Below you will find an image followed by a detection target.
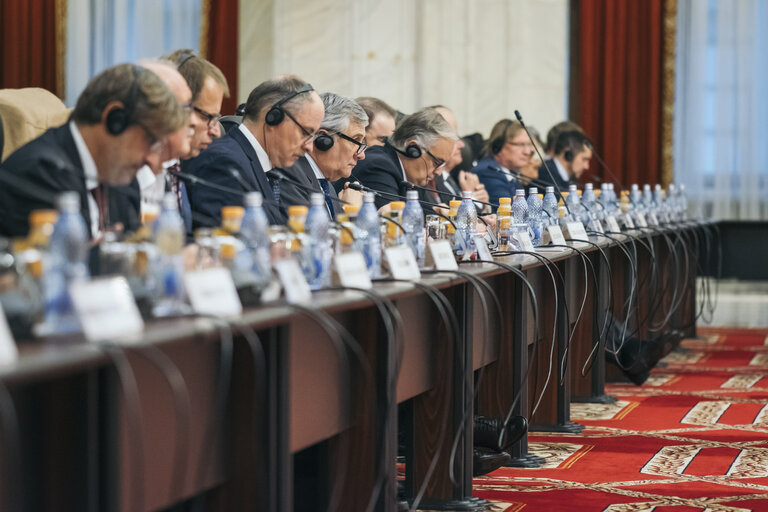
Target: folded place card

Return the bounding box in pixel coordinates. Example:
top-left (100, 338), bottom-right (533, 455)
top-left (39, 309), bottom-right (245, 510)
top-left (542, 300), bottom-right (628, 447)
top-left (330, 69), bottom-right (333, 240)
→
top-left (426, 239), bottom-right (458, 271)
top-left (544, 224), bottom-right (567, 246)
top-left (184, 267), bottom-right (243, 317)
top-left (605, 215), bottom-right (622, 233)
top-left (70, 277), bottom-right (144, 343)
top-left (274, 258), bottom-right (313, 304)
top-left (332, 252), bottom-right (373, 289)
top-left (564, 221), bottom-right (589, 242)
top-left (0, 304), bottom-right (18, 366)
top-left (472, 234), bottom-right (494, 262)
top-left (384, 245), bottom-right (421, 280)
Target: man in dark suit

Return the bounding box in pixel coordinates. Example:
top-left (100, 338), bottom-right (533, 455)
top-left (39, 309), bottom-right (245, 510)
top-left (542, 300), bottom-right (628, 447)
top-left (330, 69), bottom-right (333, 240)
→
top-left (350, 107), bottom-right (456, 210)
top-left (280, 92), bottom-right (368, 218)
top-left (0, 63), bottom-right (185, 240)
top-left (470, 119), bottom-right (532, 210)
top-left (184, 75), bottom-right (324, 228)
top-left (537, 130), bottom-right (593, 193)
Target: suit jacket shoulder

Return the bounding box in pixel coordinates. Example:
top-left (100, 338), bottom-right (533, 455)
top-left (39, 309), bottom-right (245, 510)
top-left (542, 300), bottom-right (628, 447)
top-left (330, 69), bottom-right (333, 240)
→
top-left (350, 146), bottom-right (405, 209)
top-left (280, 156), bottom-right (316, 208)
top-left (0, 124), bottom-right (91, 238)
top-left (470, 157), bottom-right (518, 210)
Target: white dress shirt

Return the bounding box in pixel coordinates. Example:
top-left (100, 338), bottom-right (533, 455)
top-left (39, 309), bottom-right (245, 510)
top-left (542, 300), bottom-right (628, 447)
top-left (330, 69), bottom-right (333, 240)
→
top-left (68, 121), bottom-right (100, 237)
top-left (239, 124), bottom-right (272, 172)
top-left (553, 157), bottom-right (570, 183)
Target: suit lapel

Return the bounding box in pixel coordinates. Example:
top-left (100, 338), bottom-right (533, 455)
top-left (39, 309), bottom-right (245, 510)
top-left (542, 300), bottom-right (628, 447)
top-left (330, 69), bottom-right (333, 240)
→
top-left (230, 127), bottom-right (285, 223)
top-left (54, 125), bottom-right (94, 238)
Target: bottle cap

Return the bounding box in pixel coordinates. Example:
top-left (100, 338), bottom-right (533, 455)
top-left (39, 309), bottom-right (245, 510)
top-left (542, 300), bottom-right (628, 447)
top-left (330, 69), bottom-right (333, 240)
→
top-left (585, 183), bottom-right (593, 190)
top-left (558, 206), bottom-right (566, 218)
top-left (288, 205), bottom-right (308, 217)
top-left (244, 192), bottom-right (263, 207)
top-left (29, 209), bottom-right (58, 227)
top-left (364, 192), bottom-right (376, 202)
top-left (449, 200), bottom-right (461, 210)
top-left (498, 197), bottom-right (512, 204)
top-left (594, 190), bottom-right (601, 196)
top-left (57, 191), bottom-right (80, 212)
top-left (545, 186), bottom-right (554, 194)
top-left (568, 184), bottom-right (578, 193)
top-left (343, 204), bottom-right (361, 215)
top-left (220, 242), bottom-right (236, 259)
top-left (515, 189), bottom-right (525, 196)
top-left (631, 184), bottom-right (639, 190)
top-left (406, 190), bottom-right (418, 200)
top-left (462, 190), bottom-right (473, 199)
top-left (538, 193), bottom-right (543, 199)
top-left (162, 192), bottom-right (180, 210)
top-left (497, 205), bottom-right (511, 215)
top-left (310, 192), bottom-right (325, 206)
top-left (528, 187), bottom-right (538, 195)
top-left (221, 205), bottom-right (245, 219)
top-left (389, 201), bottom-right (405, 210)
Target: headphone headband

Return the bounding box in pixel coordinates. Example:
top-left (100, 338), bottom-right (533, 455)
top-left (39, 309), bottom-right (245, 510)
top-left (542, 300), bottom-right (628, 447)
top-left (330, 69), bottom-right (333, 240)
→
top-left (176, 51), bottom-right (196, 70)
top-left (264, 83), bottom-right (314, 126)
top-left (271, 83), bottom-right (314, 110)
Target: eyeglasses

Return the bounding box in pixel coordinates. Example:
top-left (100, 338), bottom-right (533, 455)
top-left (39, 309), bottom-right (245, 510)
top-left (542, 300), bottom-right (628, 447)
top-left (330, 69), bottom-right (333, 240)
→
top-left (192, 105), bottom-right (223, 128)
top-left (282, 108), bottom-right (318, 143)
top-left (336, 132), bottom-right (367, 155)
top-left (508, 142), bottom-right (533, 148)
top-left (425, 149), bottom-right (446, 170)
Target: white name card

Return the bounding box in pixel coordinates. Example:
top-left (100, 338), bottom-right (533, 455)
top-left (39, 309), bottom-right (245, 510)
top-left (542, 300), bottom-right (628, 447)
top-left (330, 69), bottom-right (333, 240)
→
top-left (184, 267), bottom-right (243, 317)
top-left (472, 234), bottom-right (494, 262)
top-left (426, 239), bottom-right (458, 271)
top-left (384, 245), bottom-right (421, 280)
top-left (636, 213), bottom-right (648, 228)
top-left (564, 222), bottom-right (589, 242)
top-left (514, 231), bottom-right (535, 252)
top-left (605, 215), bottom-right (622, 233)
top-left (544, 225), bottom-right (567, 246)
top-left (647, 212), bottom-right (660, 226)
top-left (70, 277), bottom-right (144, 343)
top-left (588, 218), bottom-right (604, 235)
top-left (274, 258), bottom-right (312, 304)
top-left (332, 252), bottom-right (373, 289)
top-left (621, 213), bottom-right (635, 229)
top-left (0, 304), bottom-right (18, 366)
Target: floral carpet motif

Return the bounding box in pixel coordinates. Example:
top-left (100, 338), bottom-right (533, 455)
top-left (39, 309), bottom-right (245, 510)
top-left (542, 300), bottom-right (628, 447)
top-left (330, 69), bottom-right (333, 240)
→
top-left (472, 328), bottom-right (768, 511)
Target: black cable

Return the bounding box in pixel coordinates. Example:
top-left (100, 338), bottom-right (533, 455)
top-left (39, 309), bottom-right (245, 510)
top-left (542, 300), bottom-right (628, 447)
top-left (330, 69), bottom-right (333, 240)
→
top-left (0, 379), bottom-right (22, 512)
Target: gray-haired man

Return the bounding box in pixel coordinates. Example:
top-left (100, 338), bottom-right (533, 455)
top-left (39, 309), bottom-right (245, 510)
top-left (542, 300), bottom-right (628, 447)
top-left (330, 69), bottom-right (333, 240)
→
top-left (279, 92), bottom-right (369, 218)
top-left (350, 107), bottom-right (457, 209)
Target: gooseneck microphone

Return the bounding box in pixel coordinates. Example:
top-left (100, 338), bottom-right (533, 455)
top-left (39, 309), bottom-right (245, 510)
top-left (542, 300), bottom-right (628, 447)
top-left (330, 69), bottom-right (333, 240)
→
top-left (406, 182), bottom-right (500, 210)
top-left (169, 168), bottom-right (250, 197)
top-left (514, 110), bottom-right (572, 215)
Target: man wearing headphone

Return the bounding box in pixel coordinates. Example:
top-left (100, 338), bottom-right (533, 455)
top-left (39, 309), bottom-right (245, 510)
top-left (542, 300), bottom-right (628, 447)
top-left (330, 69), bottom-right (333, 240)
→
top-left (0, 63), bottom-right (186, 239)
top-left (278, 92), bottom-right (368, 217)
top-left (470, 119), bottom-right (532, 211)
top-left (184, 75), bottom-right (324, 227)
top-left (350, 107), bottom-right (456, 210)
top-left (538, 130), bottom-right (593, 191)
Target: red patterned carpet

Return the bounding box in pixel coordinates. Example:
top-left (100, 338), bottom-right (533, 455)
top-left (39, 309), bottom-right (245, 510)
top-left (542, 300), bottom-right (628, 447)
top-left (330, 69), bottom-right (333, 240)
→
top-left (472, 328), bottom-right (768, 511)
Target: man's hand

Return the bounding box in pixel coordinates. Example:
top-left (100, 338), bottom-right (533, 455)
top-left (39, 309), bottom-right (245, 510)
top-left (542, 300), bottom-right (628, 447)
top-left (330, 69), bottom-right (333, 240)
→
top-left (339, 182), bottom-right (364, 209)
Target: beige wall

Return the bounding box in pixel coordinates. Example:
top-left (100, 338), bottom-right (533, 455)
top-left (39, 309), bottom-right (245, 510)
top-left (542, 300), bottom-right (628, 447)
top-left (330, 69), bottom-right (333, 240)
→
top-left (240, 0), bottom-right (569, 139)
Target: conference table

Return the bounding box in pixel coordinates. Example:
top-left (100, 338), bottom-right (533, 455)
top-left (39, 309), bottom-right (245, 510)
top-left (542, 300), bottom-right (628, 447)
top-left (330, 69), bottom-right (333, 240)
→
top-left (0, 221), bottom-right (707, 512)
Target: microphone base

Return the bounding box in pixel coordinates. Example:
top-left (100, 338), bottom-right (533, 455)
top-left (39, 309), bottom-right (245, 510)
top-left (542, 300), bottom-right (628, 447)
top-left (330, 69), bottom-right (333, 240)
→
top-left (529, 420), bottom-right (585, 434)
top-left (572, 394), bottom-right (619, 405)
top-left (505, 453), bottom-right (547, 468)
top-left (409, 497), bottom-right (492, 511)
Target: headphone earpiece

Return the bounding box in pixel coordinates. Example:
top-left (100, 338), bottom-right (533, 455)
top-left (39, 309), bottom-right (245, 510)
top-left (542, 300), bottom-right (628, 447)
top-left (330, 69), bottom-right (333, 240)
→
top-left (106, 106), bottom-right (130, 135)
top-left (564, 149), bottom-right (574, 162)
top-left (313, 132), bottom-right (334, 151)
top-left (490, 119), bottom-right (514, 155)
top-left (106, 65), bottom-right (143, 136)
top-left (264, 83), bottom-right (314, 127)
top-left (176, 51), bottom-right (195, 70)
top-left (403, 143), bottom-right (422, 159)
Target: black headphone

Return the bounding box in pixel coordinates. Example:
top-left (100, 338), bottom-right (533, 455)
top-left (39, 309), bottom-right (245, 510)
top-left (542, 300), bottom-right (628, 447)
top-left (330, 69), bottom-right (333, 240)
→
top-left (314, 131), bottom-right (334, 151)
top-left (490, 119), bottom-right (514, 154)
top-left (105, 65), bottom-right (143, 136)
top-left (176, 50), bottom-right (196, 70)
top-left (264, 83), bottom-right (314, 126)
top-left (564, 149), bottom-right (575, 162)
top-left (384, 138), bottom-right (422, 159)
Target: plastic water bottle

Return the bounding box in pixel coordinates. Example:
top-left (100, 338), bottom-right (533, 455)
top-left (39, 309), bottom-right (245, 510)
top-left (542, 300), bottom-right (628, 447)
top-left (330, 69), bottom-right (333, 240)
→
top-left (542, 187), bottom-right (558, 226)
top-left (240, 192), bottom-right (272, 286)
top-left (653, 184), bottom-right (667, 222)
top-left (455, 191), bottom-right (477, 258)
top-left (511, 189), bottom-right (528, 223)
top-left (305, 192), bottom-right (332, 289)
top-left (629, 184), bottom-right (642, 211)
top-left (526, 187), bottom-right (543, 246)
top-left (152, 193), bottom-right (188, 316)
top-left (497, 205), bottom-right (512, 251)
top-left (40, 192), bottom-right (89, 334)
top-left (566, 184), bottom-right (589, 225)
top-left (642, 184), bottom-right (654, 211)
top-left (679, 184), bottom-right (688, 219)
top-left (355, 192), bottom-right (382, 278)
top-left (402, 190), bottom-right (426, 266)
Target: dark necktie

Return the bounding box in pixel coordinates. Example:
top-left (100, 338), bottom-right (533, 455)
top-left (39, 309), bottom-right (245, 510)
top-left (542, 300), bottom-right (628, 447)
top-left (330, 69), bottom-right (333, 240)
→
top-left (167, 163), bottom-right (183, 209)
top-left (90, 183), bottom-right (110, 234)
top-left (318, 178), bottom-right (335, 219)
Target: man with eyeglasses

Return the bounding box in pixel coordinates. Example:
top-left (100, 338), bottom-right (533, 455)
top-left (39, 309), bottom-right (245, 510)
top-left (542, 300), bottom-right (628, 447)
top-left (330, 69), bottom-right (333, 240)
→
top-left (185, 75), bottom-right (324, 227)
top-left (470, 119), bottom-right (533, 210)
top-left (279, 92), bottom-right (368, 218)
top-left (350, 107), bottom-right (457, 210)
top-left (0, 63), bottom-right (185, 240)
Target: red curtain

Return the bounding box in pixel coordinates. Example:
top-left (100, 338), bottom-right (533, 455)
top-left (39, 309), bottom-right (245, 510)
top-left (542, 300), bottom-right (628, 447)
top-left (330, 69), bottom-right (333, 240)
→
top-left (0, 0), bottom-right (60, 95)
top-left (205, 0), bottom-right (239, 116)
top-left (571, 0), bottom-right (667, 189)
